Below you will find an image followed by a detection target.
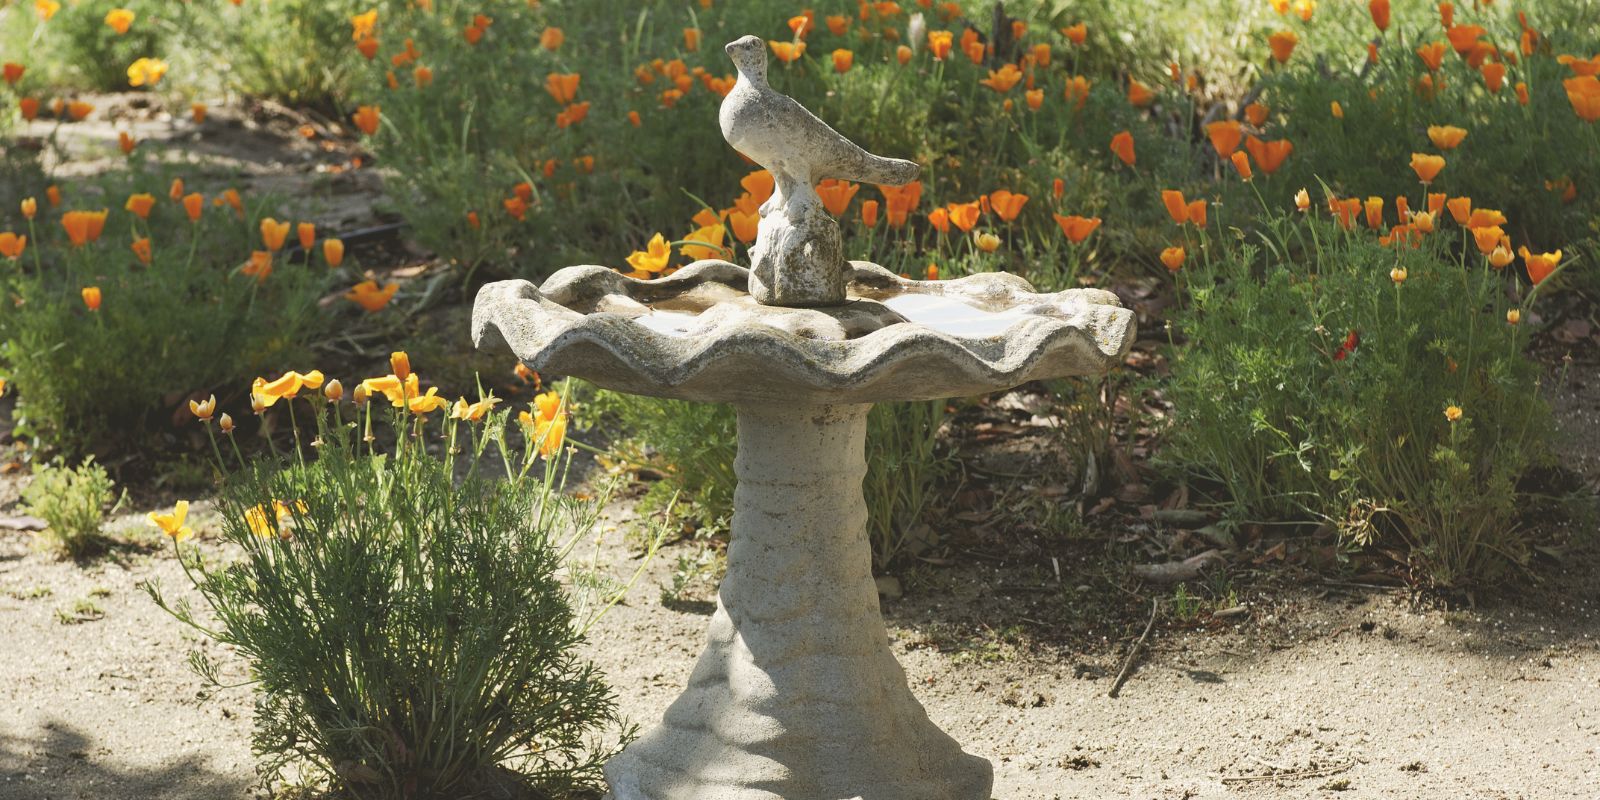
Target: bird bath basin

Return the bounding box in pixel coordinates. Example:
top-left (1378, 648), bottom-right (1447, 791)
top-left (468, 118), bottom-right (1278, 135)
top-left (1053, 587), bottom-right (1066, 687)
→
top-left (473, 33), bottom-right (1135, 800)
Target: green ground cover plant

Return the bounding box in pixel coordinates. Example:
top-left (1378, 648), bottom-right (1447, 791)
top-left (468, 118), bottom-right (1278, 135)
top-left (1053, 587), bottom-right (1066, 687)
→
top-left (0, 169), bottom-right (329, 453)
top-left (1162, 199), bottom-right (1564, 586)
top-left (20, 456), bottom-right (117, 558)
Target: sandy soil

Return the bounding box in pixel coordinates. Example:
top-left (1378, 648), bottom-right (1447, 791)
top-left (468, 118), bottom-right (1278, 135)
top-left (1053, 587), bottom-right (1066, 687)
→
top-left (2, 97), bottom-right (1598, 800)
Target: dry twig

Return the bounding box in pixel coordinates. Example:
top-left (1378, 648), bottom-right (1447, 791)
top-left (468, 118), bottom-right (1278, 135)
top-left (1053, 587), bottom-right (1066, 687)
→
top-left (1107, 598), bottom-right (1158, 698)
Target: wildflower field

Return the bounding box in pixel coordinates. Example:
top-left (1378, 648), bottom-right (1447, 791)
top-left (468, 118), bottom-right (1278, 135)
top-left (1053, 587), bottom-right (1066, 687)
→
top-left (1, 0), bottom-right (1599, 797)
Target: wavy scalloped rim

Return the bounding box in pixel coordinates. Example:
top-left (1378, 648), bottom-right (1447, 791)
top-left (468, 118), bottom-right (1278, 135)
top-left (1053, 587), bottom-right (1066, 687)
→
top-left (473, 260), bottom-right (1136, 405)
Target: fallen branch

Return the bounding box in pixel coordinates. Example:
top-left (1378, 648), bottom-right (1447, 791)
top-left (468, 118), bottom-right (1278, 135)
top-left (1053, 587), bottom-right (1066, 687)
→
top-left (1130, 549), bottom-right (1224, 583)
top-left (1107, 598), bottom-right (1158, 698)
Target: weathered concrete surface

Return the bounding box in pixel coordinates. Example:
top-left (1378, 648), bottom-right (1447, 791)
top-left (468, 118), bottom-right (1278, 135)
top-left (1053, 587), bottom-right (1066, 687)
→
top-left (603, 404), bottom-right (993, 800)
top-left (471, 261), bottom-right (1134, 406)
top-left (720, 34), bottom-right (919, 307)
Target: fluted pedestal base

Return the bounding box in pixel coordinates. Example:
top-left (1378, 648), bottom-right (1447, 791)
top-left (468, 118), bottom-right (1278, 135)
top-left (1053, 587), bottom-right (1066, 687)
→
top-left (604, 403), bottom-right (991, 800)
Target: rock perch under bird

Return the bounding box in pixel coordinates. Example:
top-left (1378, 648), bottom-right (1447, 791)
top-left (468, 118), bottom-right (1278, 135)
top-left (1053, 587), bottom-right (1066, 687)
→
top-left (720, 34), bottom-right (921, 306)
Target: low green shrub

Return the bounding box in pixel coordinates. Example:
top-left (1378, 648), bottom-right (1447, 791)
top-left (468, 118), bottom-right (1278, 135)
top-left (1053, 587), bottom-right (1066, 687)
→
top-left (149, 378), bottom-right (630, 799)
top-left (29, 0), bottom-right (174, 91)
top-left (21, 456), bottom-right (117, 558)
top-left (1162, 201), bottom-right (1564, 587)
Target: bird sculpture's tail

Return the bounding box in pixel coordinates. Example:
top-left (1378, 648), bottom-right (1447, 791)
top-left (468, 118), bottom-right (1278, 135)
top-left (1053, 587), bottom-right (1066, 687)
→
top-left (824, 150), bottom-right (921, 187)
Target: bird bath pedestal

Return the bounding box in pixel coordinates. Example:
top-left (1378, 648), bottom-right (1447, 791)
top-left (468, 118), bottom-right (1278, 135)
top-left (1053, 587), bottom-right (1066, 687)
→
top-left (472, 34), bottom-right (1135, 800)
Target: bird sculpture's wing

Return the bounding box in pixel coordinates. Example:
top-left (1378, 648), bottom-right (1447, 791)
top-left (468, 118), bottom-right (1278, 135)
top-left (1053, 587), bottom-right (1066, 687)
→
top-left (764, 92), bottom-right (921, 187)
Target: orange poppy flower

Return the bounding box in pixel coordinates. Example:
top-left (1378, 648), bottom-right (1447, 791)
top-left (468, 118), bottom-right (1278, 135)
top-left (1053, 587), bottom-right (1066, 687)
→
top-left (180, 192), bottom-right (202, 222)
top-left (1416, 42), bottom-right (1447, 71)
top-left (503, 196), bottom-right (528, 221)
top-left (1444, 196), bottom-right (1471, 224)
top-left (1064, 75), bottom-right (1091, 110)
top-left (816, 179), bottom-right (861, 216)
top-left (1515, 81), bottom-right (1529, 105)
top-left (1, 63), bottom-right (22, 85)
top-left (1427, 125), bottom-right (1467, 149)
top-left (1565, 76), bottom-right (1600, 122)
top-left (1363, 196), bottom-right (1384, 229)
top-left (1486, 244), bottom-right (1514, 269)
top-left (192, 103), bottom-right (207, 123)
top-left (727, 209), bottom-right (758, 243)
top-left (1468, 208), bottom-right (1506, 228)
top-left (19, 97), bottom-right (39, 121)
top-left (1330, 197), bottom-right (1361, 229)
top-left (1245, 102), bottom-right (1269, 127)
top-left (1244, 136), bottom-right (1293, 174)
top-left (1062, 23), bottom-right (1086, 45)
top-left (1161, 190), bottom-right (1188, 224)
top-left (353, 105), bottom-right (380, 135)
top-left (981, 64), bottom-right (1023, 93)
top-left (928, 30), bottom-right (953, 60)
top-left (260, 218), bottom-right (291, 251)
top-left (1228, 151), bottom-right (1252, 180)
top-left (242, 251), bottom-right (273, 282)
top-left (1187, 199), bottom-right (1208, 226)
top-left (1110, 130), bottom-right (1136, 166)
top-left (1369, 0), bottom-right (1390, 30)
top-left (46, 185), bottom-right (61, 207)
top-left (1470, 225), bottom-right (1503, 254)
top-left (540, 27), bottom-right (564, 51)
top-left (860, 200), bottom-right (879, 227)
top-left (545, 72), bottom-right (580, 105)
top-left (1160, 246), bottom-right (1185, 272)
top-left (682, 27), bottom-right (702, 51)
top-left (61, 209), bottom-right (109, 246)
top-left (771, 41), bottom-right (806, 63)
top-left (345, 280), bottom-right (399, 312)
top-left (827, 15), bottom-right (850, 35)
top-left (1520, 247), bottom-right (1562, 284)
top-left (0, 232), bottom-right (25, 260)
top-left (555, 101), bottom-right (590, 127)
top-left (1025, 88), bottom-right (1044, 110)
top-left (1268, 31), bottom-right (1298, 64)
top-left (21, 197), bottom-right (36, 219)
top-left (928, 207), bottom-right (951, 233)
top-left (350, 9), bottom-right (377, 40)
top-left (831, 48), bottom-right (855, 73)
top-left (297, 222), bottom-right (315, 250)
top-left (104, 8), bottom-right (134, 34)
top-left (1127, 77), bottom-right (1153, 106)
top-left (947, 201), bottom-right (981, 232)
top-left (82, 286), bottom-right (102, 310)
top-left (67, 101), bottom-right (93, 121)
top-left (124, 193), bottom-right (155, 219)
top-left (1480, 62), bottom-right (1506, 93)
top-left (988, 190), bottom-right (1029, 222)
top-left (896, 45), bottom-right (913, 65)
top-left (1424, 193), bottom-right (1443, 215)
top-left (1052, 214), bottom-right (1101, 243)
top-left (1205, 120), bottom-right (1243, 157)
top-left (319, 237), bottom-right (344, 267)
top-left (1409, 153), bottom-right (1446, 183)
top-left (1446, 25), bottom-right (1485, 56)
top-left (130, 236), bottom-right (152, 264)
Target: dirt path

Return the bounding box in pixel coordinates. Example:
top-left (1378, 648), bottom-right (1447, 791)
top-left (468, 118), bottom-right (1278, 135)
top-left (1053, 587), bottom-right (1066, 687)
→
top-left (2, 505), bottom-right (1596, 800)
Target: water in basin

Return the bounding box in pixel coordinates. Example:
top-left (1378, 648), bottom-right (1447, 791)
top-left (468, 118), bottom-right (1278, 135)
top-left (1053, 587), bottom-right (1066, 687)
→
top-left (624, 288), bottom-right (1040, 340)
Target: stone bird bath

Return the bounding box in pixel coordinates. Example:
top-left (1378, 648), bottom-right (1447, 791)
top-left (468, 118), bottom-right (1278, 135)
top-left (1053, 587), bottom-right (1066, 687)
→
top-left (473, 34), bottom-right (1135, 800)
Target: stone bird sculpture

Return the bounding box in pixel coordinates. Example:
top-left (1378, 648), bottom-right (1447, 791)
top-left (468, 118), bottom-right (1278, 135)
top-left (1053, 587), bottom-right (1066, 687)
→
top-left (719, 34), bottom-right (921, 306)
